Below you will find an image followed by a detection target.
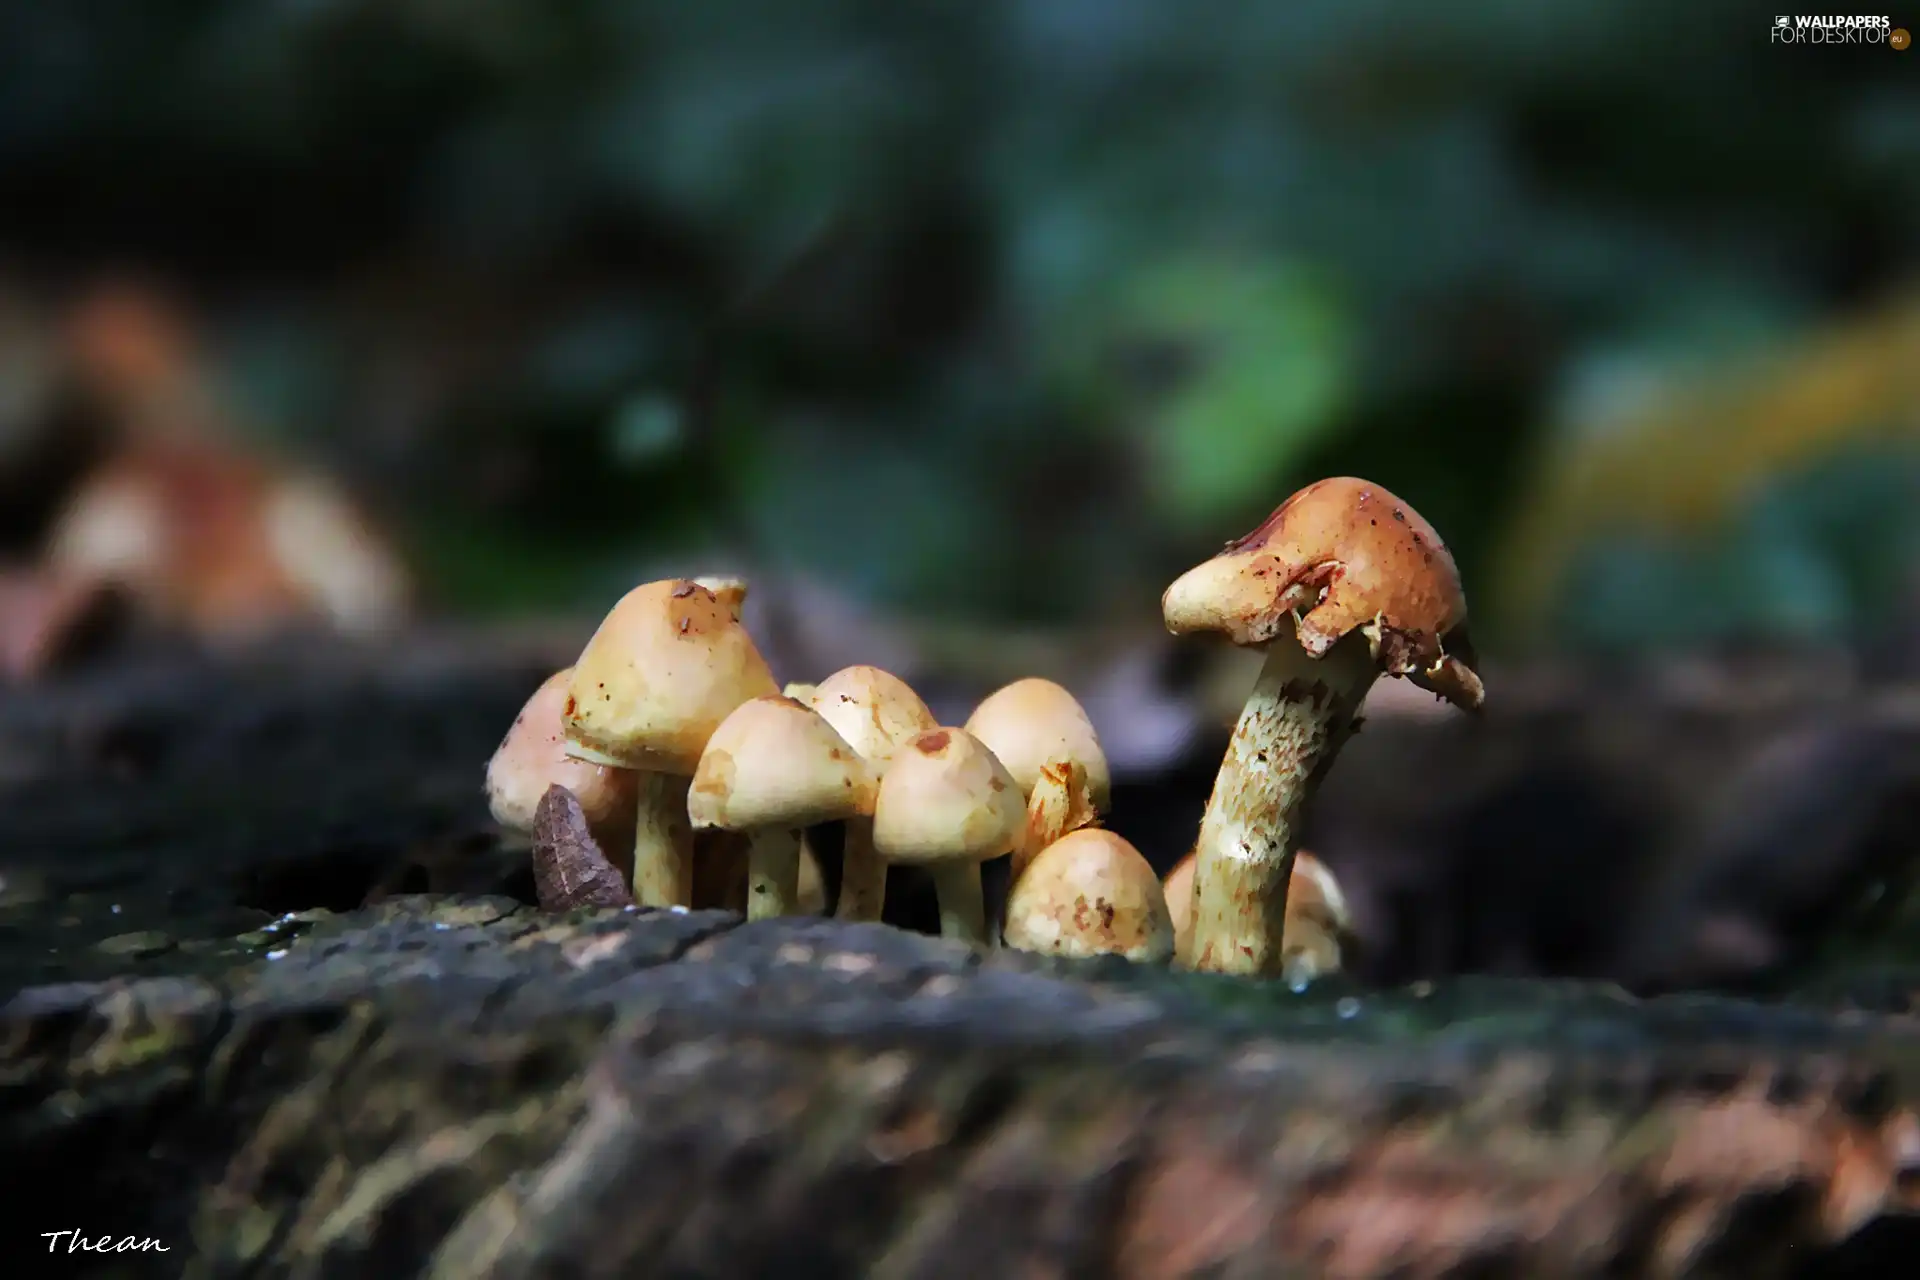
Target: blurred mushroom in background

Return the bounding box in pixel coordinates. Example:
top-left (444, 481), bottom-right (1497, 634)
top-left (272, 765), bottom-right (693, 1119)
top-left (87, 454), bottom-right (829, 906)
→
top-left (35, 281), bottom-right (412, 648)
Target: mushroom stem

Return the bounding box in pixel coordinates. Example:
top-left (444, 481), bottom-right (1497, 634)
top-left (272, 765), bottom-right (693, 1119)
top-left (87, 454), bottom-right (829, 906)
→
top-left (631, 773), bottom-right (694, 908)
top-left (930, 865), bottom-right (988, 945)
top-left (1181, 630), bottom-right (1374, 975)
top-left (745, 827), bottom-right (802, 921)
top-left (835, 816), bottom-right (886, 922)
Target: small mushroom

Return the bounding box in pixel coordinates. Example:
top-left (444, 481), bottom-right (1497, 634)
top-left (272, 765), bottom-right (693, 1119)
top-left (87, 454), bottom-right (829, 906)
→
top-left (563, 579), bottom-right (779, 908)
top-left (687, 695), bottom-right (877, 921)
top-left (963, 677), bottom-right (1112, 880)
top-left (486, 668), bottom-right (640, 873)
top-left (1162, 477), bottom-right (1479, 975)
top-left (871, 727), bottom-right (1025, 945)
top-left (1279, 852), bottom-right (1357, 984)
top-left (807, 664), bottom-right (939, 922)
top-left (1163, 849), bottom-right (1355, 982)
top-left (1003, 829), bottom-right (1173, 963)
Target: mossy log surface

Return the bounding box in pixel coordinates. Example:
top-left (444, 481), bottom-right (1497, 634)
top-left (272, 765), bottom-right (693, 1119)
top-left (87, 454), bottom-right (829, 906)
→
top-left (4, 637), bottom-right (1920, 1279)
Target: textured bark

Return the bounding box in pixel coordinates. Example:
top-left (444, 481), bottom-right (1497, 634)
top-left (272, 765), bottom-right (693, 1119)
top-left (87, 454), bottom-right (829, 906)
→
top-left (4, 637), bottom-right (1920, 1278)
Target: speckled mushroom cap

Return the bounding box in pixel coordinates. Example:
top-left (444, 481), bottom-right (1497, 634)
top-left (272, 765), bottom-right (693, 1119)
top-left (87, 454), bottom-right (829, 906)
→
top-left (871, 727), bottom-right (1025, 867)
top-left (809, 664), bottom-right (937, 766)
top-left (1161, 476), bottom-right (1482, 710)
top-left (563, 579), bottom-right (779, 773)
top-left (1004, 829), bottom-right (1174, 963)
top-left (688, 695), bottom-right (877, 831)
top-left (963, 677), bottom-right (1112, 811)
top-left (486, 667), bottom-right (638, 837)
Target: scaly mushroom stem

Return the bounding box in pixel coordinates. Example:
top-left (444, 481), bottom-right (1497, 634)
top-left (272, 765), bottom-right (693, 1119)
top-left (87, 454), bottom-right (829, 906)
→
top-left (1012, 759), bottom-right (1098, 881)
top-left (835, 816), bottom-right (887, 922)
top-left (745, 827), bottom-right (802, 921)
top-left (631, 772), bottom-right (694, 908)
top-left (931, 865), bottom-right (988, 945)
top-left (1181, 631), bottom-right (1375, 975)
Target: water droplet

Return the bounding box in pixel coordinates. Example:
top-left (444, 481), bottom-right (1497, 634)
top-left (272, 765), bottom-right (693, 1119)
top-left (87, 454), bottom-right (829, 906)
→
top-left (1335, 996), bottom-right (1361, 1019)
top-left (110, 904), bottom-right (122, 915)
top-left (1288, 975), bottom-right (1311, 993)
top-left (265, 949), bottom-right (288, 961)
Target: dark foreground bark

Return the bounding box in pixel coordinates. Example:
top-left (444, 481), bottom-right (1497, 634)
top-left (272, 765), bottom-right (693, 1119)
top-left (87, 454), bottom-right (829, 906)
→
top-left (3, 635), bottom-right (1920, 1278)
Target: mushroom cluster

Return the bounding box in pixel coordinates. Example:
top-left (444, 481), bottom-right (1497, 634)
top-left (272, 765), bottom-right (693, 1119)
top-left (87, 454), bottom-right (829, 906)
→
top-left (482, 476), bottom-right (1480, 981)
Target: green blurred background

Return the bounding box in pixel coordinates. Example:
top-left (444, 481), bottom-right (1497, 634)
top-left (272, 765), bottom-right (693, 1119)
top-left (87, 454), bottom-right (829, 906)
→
top-left (3, 0), bottom-right (1917, 654)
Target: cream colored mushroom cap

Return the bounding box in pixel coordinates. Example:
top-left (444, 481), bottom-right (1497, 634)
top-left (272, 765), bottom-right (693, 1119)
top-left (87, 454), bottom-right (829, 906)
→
top-left (1161, 476), bottom-right (1482, 710)
top-left (1005, 829), bottom-right (1173, 963)
top-left (871, 727), bottom-right (1024, 867)
top-left (486, 667), bottom-right (638, 836)
top-left (963, 677), bottom-right (1111, 811)
top-left (687, 696), bottom-right (877, 831)
top-left (563, 579), bottom-right (779, 773)
top-left (809, 664), bottom-right (937, 765)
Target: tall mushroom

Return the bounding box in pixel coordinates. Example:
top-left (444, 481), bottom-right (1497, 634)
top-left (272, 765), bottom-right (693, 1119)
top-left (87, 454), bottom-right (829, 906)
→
top-left (563, 579), bottom-right (778, 908)
top-left (1004, 829), bottom-right (1174, 963)
top-left (687, 695), bottom-right (876, 920)
top-left (486, 667), bottom-right (639, 873)
top-left (871, 727), bottom-right (1024, 945)
top-left (1163, 477), bottom-right (1481, 975)
top-left (807, 664), bottom-right (938, 922)
top-left (963, 677), bottom-right (1111, 880)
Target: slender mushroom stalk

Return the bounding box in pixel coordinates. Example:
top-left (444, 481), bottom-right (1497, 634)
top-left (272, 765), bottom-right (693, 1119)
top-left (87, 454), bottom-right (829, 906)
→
top-left (485, 667), bottom-right (639, 876)
top-left (807, 665), bottom-right (937, 922)
top-left (871, 727), bottom-right (1024, 945)
top-left (563, 579), bottom-right (779, 908)
top-left (1164, 477), bottom-right (1482, 976)
top-left (688, 695), bottom-right (876, 921)
top-left (1004, 829), bottom-right (1174, 963)
top-left (963, 677), bottom-right (1111, 881)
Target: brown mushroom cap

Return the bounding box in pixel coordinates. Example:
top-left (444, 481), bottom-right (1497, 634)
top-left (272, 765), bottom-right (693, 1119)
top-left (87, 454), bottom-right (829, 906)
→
top-left (1004, 829), bottom-right (1174, 963)
top-left (487, 668), bottom-right (639, 840)
top-left (687, 696), bottom-right (877, 831)
top-left (809, 664), bottom-right (938, 766)
top-left (1160, 476), bottom-right (1481, 709)
top-left (963, 677), bottom-right (1112, 811)
top-left (870, 727), bottom-right (1025, 867)
top-left (563, 579), bottom-right (779, 772)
